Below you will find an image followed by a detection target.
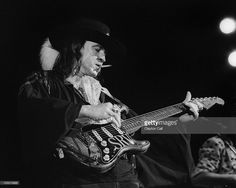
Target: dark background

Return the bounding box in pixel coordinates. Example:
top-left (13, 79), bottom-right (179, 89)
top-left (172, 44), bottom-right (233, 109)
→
top-left (1, 0), bottom-right (236, 183)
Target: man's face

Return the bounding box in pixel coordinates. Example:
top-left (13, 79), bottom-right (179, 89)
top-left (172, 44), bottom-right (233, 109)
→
top-left (79, 41), bottom-right (106, 77)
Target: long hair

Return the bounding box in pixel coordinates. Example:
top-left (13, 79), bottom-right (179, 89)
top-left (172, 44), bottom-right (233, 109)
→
top-left (52, 39), bottom-right (86, 79)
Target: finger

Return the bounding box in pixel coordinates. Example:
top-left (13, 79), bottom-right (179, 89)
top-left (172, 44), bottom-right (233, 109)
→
top-left (187, 102), bottom-right (199, 112)
top-left (193, 100), bottom-right (204, 111)
top-left (110, 116), bottom-right (121, 128)
top-left (120, 105), bottom-right (129, 114)
top-left (112, 113), bottom-right (121, 128)
top-left (105, 102), bottom-right (113, 109)
top-left (107, 110), bottom-right (121, 127)
top-left (108, 106), bottom-right (121, 116)
top-left (112, 104), bottom-right (121, 113)
top-left (189, 108), bottom-right (199, 119)
top-left (107, 109), bottom-right (116, 117)
top-left (112, 108), bottom-right (121, 113)
top-left (183, 91), bottom-right (192, 103)
top-left (185, 102), bottom-right (199, 119)
top-left (189, 100), bottom-right (204, 112)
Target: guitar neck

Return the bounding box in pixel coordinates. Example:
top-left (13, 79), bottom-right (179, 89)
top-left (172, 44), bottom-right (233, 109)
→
top-left (121, 102), bottom-right (187, 134)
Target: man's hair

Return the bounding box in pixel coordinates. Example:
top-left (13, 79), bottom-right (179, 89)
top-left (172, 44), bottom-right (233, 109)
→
top-left (53, 39), bottom-right (86, 78)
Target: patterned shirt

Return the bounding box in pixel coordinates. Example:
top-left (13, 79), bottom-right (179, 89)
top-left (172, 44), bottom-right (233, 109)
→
top-left (193, 135), bottom-right (236, 176)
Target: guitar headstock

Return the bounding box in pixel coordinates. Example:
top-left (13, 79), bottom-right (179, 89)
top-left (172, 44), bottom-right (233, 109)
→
top-left (192, 97), bottom-right (225, 110)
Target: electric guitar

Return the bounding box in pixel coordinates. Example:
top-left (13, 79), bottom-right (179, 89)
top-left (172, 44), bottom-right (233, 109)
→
top-left (56, 97), bottom-right (224, 173)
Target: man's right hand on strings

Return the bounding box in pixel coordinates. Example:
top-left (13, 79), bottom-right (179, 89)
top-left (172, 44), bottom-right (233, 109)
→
top-left (80, 102), bottom-right (121, 128)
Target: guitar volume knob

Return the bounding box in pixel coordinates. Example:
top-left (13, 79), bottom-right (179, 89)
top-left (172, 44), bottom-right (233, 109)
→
top-left (101, 140), bottom-right (107, 147)
top-left (103, 155), bottom-right (110, 161)
top-left (103, 148), bottom-right (110, 154)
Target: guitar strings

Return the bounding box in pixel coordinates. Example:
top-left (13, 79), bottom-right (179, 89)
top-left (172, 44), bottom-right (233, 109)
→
top-left (122, 103), bottom-right (184, 131)
top-left (122, 103), bottom-right (183, 126)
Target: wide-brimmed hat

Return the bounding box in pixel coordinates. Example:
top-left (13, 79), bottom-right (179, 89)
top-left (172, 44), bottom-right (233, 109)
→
top-left (48, 18), bottom-right (126, 62)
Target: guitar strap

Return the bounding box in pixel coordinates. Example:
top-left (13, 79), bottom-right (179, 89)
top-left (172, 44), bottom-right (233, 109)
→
top-left (101, 87), bottom-right (138, 117)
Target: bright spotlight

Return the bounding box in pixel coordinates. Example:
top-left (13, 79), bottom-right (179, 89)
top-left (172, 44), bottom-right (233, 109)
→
top-left (219, 17), bottom-right (236, 34)
top-left (228, 50), bottom-right (236, 67)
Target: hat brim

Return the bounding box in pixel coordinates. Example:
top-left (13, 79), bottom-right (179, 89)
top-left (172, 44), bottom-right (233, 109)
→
top-left (49, 27), bottom-right (126, 63)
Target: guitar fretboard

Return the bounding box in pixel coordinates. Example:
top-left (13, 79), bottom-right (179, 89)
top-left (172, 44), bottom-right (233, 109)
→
top-left (121, 103), bottom-right (187, 134)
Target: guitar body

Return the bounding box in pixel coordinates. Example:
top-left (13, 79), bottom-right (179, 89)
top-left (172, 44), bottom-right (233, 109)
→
top-left (56, 123), bottom-right (150, 173)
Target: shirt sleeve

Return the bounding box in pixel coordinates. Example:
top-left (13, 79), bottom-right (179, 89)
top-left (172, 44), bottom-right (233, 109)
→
top-left (192, 136), bottom-right (225, 176)
top-left (18, 72), bottom-right (84, 159)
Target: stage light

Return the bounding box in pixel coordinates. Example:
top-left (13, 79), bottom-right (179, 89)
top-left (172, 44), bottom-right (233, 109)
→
top-left (228, 50), bottom-right (236, 67)
top-left (219, 17), bottom-right (236, 34)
